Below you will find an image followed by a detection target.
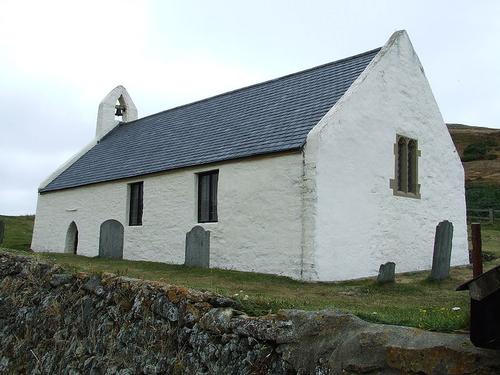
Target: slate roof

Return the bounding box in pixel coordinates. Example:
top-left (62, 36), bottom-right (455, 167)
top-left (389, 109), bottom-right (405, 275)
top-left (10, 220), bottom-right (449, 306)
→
top-left (41, 48), bottom-right (380, 192)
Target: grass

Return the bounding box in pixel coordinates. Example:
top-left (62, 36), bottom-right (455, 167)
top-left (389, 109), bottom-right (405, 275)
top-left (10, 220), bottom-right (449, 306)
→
top-left (466, 184), bottom-right (500, 210)
top-left (0, 215), bottom-right (34, 251)
top-left (471, 221), bottom-right (500, 259)
top-left (2, 215), bottom-right (500, 332)
top-left (462, 141), bottom-right (497, 162)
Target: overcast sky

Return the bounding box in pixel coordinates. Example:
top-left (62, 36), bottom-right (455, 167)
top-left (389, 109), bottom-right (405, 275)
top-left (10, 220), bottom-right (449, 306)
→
top-left (1, 0), bottom-right (499, 216)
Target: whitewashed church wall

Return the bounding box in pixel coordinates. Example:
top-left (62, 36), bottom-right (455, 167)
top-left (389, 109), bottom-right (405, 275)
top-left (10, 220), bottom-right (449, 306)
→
top-left (32, 152), bottom-right (304, 279)
top-left (305, 31), bottom-right (468, 281)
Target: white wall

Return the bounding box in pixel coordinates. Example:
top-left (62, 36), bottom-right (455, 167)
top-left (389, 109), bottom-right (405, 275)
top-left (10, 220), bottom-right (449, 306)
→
top-left (305, 31), bottom-right (468, 281)
top-left (32, 152), bottom-right (304, 279)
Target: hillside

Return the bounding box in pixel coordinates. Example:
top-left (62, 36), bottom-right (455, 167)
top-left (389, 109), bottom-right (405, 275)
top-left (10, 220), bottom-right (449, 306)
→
top-left (447, 124), bottom-right (500, 209)
top-left (0, 215), bottom-right (34, 250)
top-left (447, 123), bottom-right (500, 185)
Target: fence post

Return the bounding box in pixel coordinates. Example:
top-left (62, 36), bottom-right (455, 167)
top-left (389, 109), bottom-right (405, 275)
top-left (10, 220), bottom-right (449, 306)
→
top-left (489, 208), bottom-right (494, 224)
top-left (471, 223), bottom-right (483, 278)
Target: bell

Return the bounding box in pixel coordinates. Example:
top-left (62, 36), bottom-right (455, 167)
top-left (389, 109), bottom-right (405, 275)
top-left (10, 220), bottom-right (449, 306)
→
top-left (115, 105), bottom-right (123, 117)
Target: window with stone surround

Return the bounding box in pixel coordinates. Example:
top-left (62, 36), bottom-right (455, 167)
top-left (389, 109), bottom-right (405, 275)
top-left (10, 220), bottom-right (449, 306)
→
top-left (390, 135), bottom-right (421, 198)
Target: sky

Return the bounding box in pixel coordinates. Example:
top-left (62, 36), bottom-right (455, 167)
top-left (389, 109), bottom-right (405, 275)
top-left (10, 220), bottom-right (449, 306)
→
top-left (1, 0), bottom-right (499, 215)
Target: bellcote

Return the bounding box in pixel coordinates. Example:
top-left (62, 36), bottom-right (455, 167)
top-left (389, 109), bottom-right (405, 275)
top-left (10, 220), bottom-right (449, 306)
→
top-left (96, 85), bottom-right (138, 139)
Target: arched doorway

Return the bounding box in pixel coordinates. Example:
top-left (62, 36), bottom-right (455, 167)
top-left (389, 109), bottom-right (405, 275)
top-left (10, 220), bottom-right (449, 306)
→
top-left (65, 222), bottom-right (78, 254)
top-left (99, 219), bottom-right (124, 259)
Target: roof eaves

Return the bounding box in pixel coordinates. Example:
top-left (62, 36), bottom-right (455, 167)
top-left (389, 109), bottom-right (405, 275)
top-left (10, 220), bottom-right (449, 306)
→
top-left (39, 146), bottom-right (304, 194)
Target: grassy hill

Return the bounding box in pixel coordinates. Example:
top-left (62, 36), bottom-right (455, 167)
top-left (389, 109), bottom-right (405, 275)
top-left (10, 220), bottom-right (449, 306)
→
top-left (448, 123), bottom-right (500, 184)
top-left (448, 124), bottom-right (500, 209)
top-left (0, 215), bottom-right (34, 251)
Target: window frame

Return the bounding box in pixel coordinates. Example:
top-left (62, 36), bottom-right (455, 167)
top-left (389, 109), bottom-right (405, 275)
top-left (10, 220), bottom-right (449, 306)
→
top-left (128, 181), bottom-right (144, 226)
top-left (197, 170), bottom-right (219, 223)
top-left (390, 135), bottom-right (421, 199)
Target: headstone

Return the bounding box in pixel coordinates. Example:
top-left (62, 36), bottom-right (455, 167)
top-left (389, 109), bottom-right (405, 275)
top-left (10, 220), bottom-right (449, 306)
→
top-left (430, 220), bottom-right (453, 281)
top-left (99, 219), bottom-right (124, 259)
top-left (185, 226), bottom-right (210, 268)
top-left (377, 262), bottom-right (396, 283)
top-left (0, 220), bottom-right (4, 244)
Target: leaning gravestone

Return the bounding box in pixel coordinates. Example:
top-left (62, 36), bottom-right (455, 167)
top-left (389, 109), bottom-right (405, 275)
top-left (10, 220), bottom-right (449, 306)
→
top-left (430, 220), bottom-right (453, 281)
top-left (0, 220), bottom-right (4, 244)
top-left (377, 262), bottom-right (395, 283)
top-left (185, 226), bottom-right (210, 268)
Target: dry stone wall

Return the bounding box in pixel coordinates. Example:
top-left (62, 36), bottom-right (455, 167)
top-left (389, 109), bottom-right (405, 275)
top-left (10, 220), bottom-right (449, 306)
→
top-left (1, 252), bottom-right (499, 374)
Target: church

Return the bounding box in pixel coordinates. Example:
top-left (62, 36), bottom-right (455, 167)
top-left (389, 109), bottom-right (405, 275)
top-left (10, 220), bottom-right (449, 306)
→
top-left (31, 31), bottom-right (468, 281)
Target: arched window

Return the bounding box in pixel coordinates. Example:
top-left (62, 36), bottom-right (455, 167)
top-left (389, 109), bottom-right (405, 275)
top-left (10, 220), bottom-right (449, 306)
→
top-left (65, 221), bottom-right (79, 254)
top-left (391, 135), bottom-right (420, 198)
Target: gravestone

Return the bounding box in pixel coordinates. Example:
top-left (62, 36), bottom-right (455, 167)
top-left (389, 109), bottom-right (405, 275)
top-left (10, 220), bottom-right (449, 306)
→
top-left (430, 220), bottom-right (453, 281)
top-left (99, 219), bottom-right (124, 259)
top-left (0, 220), bottom-right (4, 244)
top-left (185, 226), bottom-right (210, 268)
top-left (377, 262), bottom-right (395, 284)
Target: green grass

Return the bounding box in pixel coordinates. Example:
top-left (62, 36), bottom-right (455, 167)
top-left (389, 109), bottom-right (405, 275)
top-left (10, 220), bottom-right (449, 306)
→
top-left (466, 184), bottom-right (500, 210)
top-left (462, 140), bottom-right (497, 162)
top-left (3, 215), bottom-right (500, 332)
top-left (472, 221), bottom-right (500, 259)
top-left (0, 215), bottom-right (34, 250)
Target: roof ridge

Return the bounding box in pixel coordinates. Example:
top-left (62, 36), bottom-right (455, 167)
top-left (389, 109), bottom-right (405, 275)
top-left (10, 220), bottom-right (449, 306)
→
top-left (123, 47), bottom-right (382, 126)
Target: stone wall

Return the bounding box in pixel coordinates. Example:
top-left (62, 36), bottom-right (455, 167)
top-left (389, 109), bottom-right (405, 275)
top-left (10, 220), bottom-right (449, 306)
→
top-left (1, 252), bottom-right (499, 374)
